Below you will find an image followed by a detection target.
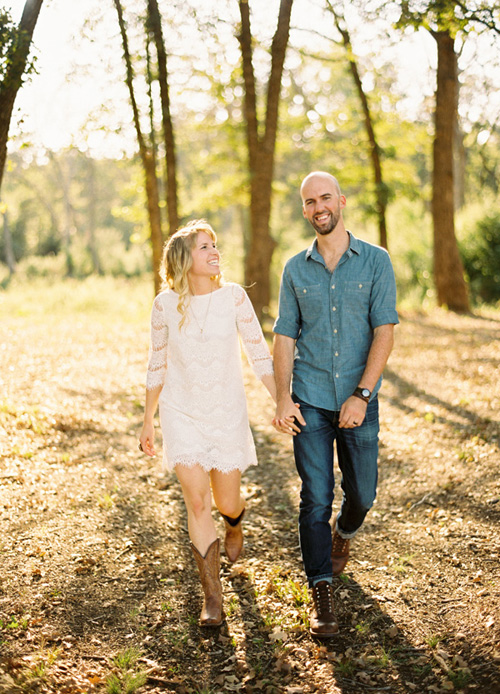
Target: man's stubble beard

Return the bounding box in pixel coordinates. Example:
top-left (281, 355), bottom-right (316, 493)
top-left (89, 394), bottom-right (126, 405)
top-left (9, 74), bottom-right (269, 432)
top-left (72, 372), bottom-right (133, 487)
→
top-left (312, 208), bottom-right (341, 235)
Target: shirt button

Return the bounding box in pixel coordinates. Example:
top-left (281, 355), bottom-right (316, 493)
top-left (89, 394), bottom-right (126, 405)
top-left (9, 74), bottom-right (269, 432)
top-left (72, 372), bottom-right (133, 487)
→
top-left (303, 289), bottom-right (307, 293)
top-left (335, 373), bottom-right (339, 378)
top-left (332, 306), bottom-right (336, 311)
top-left (331, 285), bottom-right (335, 289)
top-left (334, 329), bottom-right (338, 333)
top-left (335, 352), bottom-right (339, 356)
top-left (359, 284), bottom-right (363, 288)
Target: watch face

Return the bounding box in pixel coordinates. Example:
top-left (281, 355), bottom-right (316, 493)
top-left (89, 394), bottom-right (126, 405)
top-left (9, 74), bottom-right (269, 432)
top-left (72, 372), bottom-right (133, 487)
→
top-left (361, 388), bottom-right (370, 398)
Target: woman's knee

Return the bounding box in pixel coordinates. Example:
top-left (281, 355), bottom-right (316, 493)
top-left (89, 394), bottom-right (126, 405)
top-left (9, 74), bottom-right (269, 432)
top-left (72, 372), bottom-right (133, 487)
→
top-left (216, 495), bottom-right (243, 518)
top-left (175, 465), bottom-right (212, 518)
top-left (210, 470), bottom-right (242, 518)
top-left (183, 488), bottom-right (212, 519)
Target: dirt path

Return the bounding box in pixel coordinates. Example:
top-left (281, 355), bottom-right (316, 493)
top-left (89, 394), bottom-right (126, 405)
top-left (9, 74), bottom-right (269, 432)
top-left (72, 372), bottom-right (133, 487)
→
top-left (1, 284), bottom-right (499, 694)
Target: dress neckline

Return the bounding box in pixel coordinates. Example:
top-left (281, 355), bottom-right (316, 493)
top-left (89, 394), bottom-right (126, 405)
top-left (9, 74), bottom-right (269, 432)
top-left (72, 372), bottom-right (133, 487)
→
top-left (169, 285), bottom-right (227, 298)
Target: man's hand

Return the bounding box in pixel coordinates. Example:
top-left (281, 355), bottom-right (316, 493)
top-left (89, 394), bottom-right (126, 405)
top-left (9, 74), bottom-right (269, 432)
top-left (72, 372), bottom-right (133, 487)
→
top-left (272, 396), bottom-right (306, 436)
top-left (339, 395), bottom-right (367, 428)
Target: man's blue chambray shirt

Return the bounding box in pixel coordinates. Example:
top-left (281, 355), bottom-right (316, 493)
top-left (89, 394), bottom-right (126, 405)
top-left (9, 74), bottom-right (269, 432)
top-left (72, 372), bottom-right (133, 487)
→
top-left (273, 232), bottom-right (399, 411)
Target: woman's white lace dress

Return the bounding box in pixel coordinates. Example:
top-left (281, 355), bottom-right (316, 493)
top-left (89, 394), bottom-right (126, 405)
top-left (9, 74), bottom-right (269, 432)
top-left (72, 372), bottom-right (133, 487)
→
top-left (146, 283), bottom-right (274, 473)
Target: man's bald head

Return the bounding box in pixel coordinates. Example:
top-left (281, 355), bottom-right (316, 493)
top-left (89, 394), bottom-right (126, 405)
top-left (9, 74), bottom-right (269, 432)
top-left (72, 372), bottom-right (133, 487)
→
top-left (300, 171), bottom-right (341, 201)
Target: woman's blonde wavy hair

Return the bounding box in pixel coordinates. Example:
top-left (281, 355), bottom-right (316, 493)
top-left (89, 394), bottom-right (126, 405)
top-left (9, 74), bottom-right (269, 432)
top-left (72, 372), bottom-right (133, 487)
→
top-left (159, 219), bottom-right (222, 328)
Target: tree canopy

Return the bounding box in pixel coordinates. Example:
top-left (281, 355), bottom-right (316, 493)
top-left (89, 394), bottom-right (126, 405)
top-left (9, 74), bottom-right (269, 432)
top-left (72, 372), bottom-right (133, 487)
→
top-left (1, 0), bottom-right (500, 308)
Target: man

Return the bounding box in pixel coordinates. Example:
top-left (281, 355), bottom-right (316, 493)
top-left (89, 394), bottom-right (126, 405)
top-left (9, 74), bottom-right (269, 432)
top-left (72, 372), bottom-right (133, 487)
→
top-left (273, 171), bottom-right (399, 638)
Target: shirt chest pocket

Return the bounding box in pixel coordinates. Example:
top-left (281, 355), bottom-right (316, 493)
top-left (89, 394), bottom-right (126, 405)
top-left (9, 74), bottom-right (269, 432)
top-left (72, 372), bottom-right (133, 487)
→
top-left (295, 284), bottom-right (322, 320)
top-left (343, 280), bottom-right (372, 314)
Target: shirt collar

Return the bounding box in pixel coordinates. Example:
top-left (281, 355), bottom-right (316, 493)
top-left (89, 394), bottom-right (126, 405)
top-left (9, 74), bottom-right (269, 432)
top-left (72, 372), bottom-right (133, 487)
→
top-left (305, 231), bottom-right (360, 262)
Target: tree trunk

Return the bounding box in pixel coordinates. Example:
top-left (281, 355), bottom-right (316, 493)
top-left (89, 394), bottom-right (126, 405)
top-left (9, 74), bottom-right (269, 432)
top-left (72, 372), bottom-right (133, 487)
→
top-left (113, 0), bottom-right (163, 294)
top-left (329, 4), bottom-right (388, 249)
top-left (86, 155), bottom-right (102, 274)
top-left (453, 115), bottom-right (466, 211)
top-left (2, 208), bottom-right (17, 274)
top-left (147, 0), bottom-right (179, 236)
top-left (16, 171), bottom-right (60, 252)
top-left (431, 30), bottom-right (469, 312)
top-left (0, 0), bottom-right (44, 195)
top-left (49, 152), bottom-right (77, 277)
top-left (238, 0), bottom-right (293, 320)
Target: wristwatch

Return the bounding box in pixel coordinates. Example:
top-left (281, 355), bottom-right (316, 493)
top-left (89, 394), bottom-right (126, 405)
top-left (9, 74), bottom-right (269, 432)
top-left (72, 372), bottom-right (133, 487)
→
top-left (353, 387), bottom-right (371, 403)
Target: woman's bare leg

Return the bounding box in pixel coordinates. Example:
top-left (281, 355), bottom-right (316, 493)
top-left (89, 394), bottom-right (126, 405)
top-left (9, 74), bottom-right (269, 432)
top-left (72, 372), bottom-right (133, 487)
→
top-left (211, 469), bottom-right (245, 561)
top-left (175, 464), bottom-right (217, 555)
top-left (210, 468), bottom-right (245, 518)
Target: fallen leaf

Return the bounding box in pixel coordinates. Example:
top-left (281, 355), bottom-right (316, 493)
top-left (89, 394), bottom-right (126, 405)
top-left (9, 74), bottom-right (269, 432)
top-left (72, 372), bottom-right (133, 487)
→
top-left (452, 655), bottom-right (468, 668)
top-left (269, 628), bottom-right (287, 642)
top-left (356, 671), bottom-right (373, 684)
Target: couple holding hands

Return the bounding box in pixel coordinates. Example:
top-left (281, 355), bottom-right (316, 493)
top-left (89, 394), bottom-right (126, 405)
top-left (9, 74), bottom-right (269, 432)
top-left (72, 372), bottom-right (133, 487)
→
top-left (139, 171), bottom-right (399, 638)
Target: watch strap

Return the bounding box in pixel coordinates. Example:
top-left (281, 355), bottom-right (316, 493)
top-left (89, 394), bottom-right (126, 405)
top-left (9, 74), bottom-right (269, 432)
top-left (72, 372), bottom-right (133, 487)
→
top-left (353, 387), bottom-right (371, 403)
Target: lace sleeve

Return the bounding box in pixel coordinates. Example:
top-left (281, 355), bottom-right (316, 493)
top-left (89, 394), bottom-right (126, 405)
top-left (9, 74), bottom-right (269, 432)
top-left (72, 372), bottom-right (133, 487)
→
top-left (233, 285), bottom-right (274, 380)
top-left (146, 295), bottom-right (168, 390)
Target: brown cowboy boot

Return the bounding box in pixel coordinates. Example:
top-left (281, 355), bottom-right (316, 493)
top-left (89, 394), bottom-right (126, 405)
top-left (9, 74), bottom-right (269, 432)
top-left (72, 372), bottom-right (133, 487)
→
top-left (190, 538), bottom-right (223, 626)
top-left (309, 581), bottom-right (339, 638)
top-left (331, 530), bottom-right (350, 576)
top-left (221, 508), bottom-right (245, 562)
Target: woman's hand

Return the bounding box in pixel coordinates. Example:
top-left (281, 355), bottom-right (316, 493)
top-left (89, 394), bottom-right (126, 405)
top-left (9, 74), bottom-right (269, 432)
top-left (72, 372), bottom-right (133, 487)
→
top-left (139, 422), bottom-right (156, 457)
top-left (272, 398), bottom-right (306, 436)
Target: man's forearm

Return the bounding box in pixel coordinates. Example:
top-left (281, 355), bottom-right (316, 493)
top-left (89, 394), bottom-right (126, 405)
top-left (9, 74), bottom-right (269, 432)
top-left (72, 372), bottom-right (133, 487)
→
top-left (358, 324), bottom-right (395, 391)
top-left (272, 333), bottom-right (306, 432)
top-left (272, 334), bottom-right (295, 402)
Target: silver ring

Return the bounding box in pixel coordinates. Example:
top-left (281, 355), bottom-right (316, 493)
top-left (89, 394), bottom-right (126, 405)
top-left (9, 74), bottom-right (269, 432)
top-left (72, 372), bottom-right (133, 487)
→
top-left (353, 421), bottom-right (358, 425)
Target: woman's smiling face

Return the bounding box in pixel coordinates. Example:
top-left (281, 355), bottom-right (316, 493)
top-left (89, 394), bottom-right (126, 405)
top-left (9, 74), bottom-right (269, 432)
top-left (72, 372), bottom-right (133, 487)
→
top-left (188, 231), bottom-right (220, 280)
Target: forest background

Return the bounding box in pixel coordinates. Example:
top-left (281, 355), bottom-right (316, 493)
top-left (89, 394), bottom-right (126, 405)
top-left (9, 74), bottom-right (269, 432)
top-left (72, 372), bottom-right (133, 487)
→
top-left (1, 0), bottom-right (500, 321)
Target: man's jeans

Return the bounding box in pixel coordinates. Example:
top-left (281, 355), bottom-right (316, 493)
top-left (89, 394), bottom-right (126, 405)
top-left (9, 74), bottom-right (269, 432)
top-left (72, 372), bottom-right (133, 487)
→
top-left (292, 396), bottom-right (379, 586)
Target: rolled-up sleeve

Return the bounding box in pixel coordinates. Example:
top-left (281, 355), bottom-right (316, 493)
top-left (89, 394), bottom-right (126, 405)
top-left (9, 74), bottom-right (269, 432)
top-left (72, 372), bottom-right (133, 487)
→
top-left (273, 265), bottom-right (301, 339)
top-left (369, 251), bottom-right (399, 329)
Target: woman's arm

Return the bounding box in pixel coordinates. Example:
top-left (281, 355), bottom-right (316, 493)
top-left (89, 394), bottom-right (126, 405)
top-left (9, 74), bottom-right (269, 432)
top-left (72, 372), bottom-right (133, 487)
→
top-left (260, 373), bottom-right (277, 404)
top-left (140, 295), bottom-right (168, 456)
top-left (139, 385), bottom-right (162, 457)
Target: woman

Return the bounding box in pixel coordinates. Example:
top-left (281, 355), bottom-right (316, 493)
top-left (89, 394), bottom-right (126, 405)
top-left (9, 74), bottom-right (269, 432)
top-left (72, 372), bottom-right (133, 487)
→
top-left (139, 219), bottom-right (277, 626)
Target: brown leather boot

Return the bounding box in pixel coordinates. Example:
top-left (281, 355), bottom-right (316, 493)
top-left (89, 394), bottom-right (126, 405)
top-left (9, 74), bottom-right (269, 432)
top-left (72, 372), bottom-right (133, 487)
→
top-left (190, 538), bottom-right (223, 626)
top-left (309, 581), bottom-right (339, 638)
top-left (331, 530), bottom-right (350, 576)
top-left (222, 509), bottom-right (245, 562)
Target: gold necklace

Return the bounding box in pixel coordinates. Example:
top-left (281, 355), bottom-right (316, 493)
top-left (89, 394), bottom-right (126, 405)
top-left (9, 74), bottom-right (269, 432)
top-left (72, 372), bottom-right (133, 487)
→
top-left (190, 289), bottom-right (213, 335)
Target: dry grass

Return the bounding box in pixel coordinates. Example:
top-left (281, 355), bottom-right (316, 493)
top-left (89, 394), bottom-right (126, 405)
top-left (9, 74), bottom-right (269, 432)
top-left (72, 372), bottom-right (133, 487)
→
top-left (1, 278), bottom-right (499, 694)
